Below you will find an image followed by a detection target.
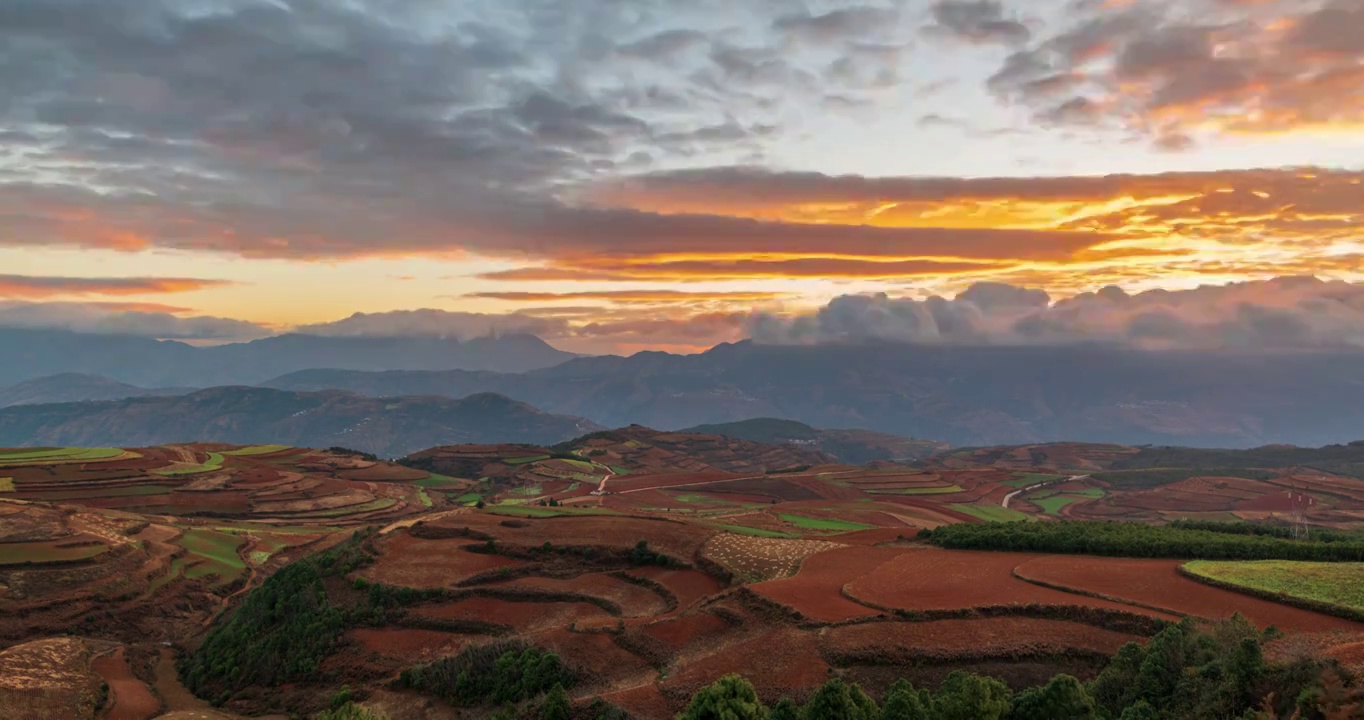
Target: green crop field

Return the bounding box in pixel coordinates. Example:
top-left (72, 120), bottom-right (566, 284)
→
top-left (0, 542), bottom-right (109, 566)
top-left (295, 497), bottom-right (398, 518)
top-left (1034, 495), bottom-right (1083, 515)
top-left (0, 478), bottom-right (12, 492)
top-left (485, 504), bottom-right (620, 518)
top-left (24, 484), bottom-right (174, 501)
top-left (153, 452), bottom-right (226, 476)
top-left (416, 488), bottom-right (433, 507)
top-left (0, 447), bottom-right (127, 466)
top-left (412, 472), bottom-right (466, 489)
top-left (221, 445), bottom-right (293, 456)
top-left (1183, 560), bottom-right (1364, 613)
top-left (778, 513), bottom-right (876, 531)
top-left (512, 484), bottom-right (543, 497)
top-left (950, 504), bottom-right (1031, 523)
top-left (1003, 473), bottom-right (1066, 489)
top-left (505, 455), bottom-right (551, 465)
top-left (452, 492), bottom-right (483, 505)
top-left (561, 459), bottom-right (598, 471)
top-left (867, 485), bottom-right (964, 495)
top-left (178, 528), bottom-right (246, 586)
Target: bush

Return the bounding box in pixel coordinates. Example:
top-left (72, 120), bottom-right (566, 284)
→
top-left (398, 640), bottom-right (573, 707)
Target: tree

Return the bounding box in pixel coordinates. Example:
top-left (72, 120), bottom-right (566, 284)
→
top-left (932, 671), bottom-right (1012, 720)
top-left (1007, 675), bottom-right (1097, 720)
top-left (802, 678), bottom-right (877, 720)
top-left (769, 698), bottom-right (801, 720)
top-left (880, 680), bottom-right (931, 720)
top-left (1088, 642), bottom-right (1146, 716)
top-left (541, 683), bottom-right (572, 720)
top-left (1115, 700), bottom-right (1159, 720)
top-left (679, 674), bottom-right (769, 720)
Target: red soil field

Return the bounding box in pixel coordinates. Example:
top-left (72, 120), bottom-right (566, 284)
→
top-left (822, 617), bottom-right (1145, 662)
top-left (91, 647), bottom-right (160, 720)
top-left (349, 628), bottom-right (493, 661)
top-left (596, 681), bottom-right (673, 720)
top-left (661, 625), bottom-right (829, 701)
top-left (538, 628), bottom-right (654, 687)
top-left (624, 567), bottom-right (723, 611)
top-left (825, 528), bottom-right (915, 545)
top-left (843, 549), bottom-right (1179, 619)
top-left (497, 573), bottom-right (668, 617)
top-left (639, 612), bottom-right (731, 652)
top-left (413, 597), bottom-right (612, 633)
top-left (359, 533), bottom-right (525, 588)
top-left (338, 465), bottom-right (430, 482)
top-left (436, 514), bottom-right (713, 561)
top-left (752, 546), bottom-right (907, 622)
top-left (1013, 556), bottom-right (1364, 632)
top-left (612, 471), bottom-right (738, 492)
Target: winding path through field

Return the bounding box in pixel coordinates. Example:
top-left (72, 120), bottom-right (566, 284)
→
top-left (1002, 475), bottom-right (1089, 510)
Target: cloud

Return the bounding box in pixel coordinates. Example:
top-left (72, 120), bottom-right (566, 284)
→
top-left (923, 1), bottom-right (1032, 46)
top-left (464, 290), bottom-right (793, 304)
top-left (0, 302), bottom-right (270, 339)
top-left (0, 274), bottom-right (232, 299)
top-left (293, 309), bottom-right (569, 339)
top-left (987, 0), bottom-right (1364, 144)
top-left (750, 276), bottom-right (1364, 351)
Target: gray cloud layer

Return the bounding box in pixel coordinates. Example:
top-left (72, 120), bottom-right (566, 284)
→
top-left (750, 277), bottom-right (1364, 351)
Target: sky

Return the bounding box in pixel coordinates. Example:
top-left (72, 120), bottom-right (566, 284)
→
top-left (1, 0), bottom-right (1362, 354)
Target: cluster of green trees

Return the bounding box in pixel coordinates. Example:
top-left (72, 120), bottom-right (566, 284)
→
top-left (922, 520), bottom-right (1364, 561)
top-left (629, 540), bottom-right (675, 567)
top-left (181, 531), bottom-right (445, 703)
top-left (397, 640), bottom-right (573, 707)
top-left (677, 618), bottom-right (1342, 720)
top-left (327, 446), bottom-right (379, 461)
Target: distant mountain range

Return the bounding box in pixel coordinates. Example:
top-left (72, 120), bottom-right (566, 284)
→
top-left (8, 339), bottom-right (1364, 448)
top-left (680, 418), bottom-right (948, 465)
top-left (0, 329), bottom-right (577, 387)
top-left (263, 341), bottom-right (1364, 448)
top-left (0, 373), bottom-right (192, 408)
top-left (0, 387), bottom-right (599, 457)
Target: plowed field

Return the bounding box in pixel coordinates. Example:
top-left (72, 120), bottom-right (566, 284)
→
top-left (360, 532), bottom-right (525, 588)
top-left (1014, 556), bottom-right (1364, 632)
top-left (822, 617), bottom-right (1144, 663)
top-left (752, 546), bottom-right (907, 622)
top-left (842, 549), bottom-right (1178, 619)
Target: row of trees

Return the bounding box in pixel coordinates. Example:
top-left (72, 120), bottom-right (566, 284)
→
top-left (922, 520), bottom-right (1364, 561)
top-left (675, 617), bottom-right (1347, 720)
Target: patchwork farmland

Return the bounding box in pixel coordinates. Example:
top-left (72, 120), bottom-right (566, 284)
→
top-left (7, 434), bottom-right (1364, 718)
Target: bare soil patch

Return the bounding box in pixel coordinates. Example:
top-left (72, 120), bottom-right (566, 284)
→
top-left (752, 545), bottom-right (907, 622)
top-left (822, 617), bottom-right (1145, 664)
top-left (1015, 556), bottom-right (1364, 632)
top-left (91, 646), bottom-right (160, 720)
top-left (360, 532), bottom-right (525, 589)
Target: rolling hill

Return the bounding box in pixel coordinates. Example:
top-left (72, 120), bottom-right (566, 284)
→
top-left (0, 329), bottom-right (578, 387)
top-left (681, 417), bottom-right (949, 464)
top-left (0, 387), bottom-right (599, 457)
top-left (0, 373), bottom-right (192, 408)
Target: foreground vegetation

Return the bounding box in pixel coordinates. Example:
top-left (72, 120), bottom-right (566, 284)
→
top-left (676, 618), bottom-right (1346, 720)
top-left (923, 520), bottom-right (1364, 561)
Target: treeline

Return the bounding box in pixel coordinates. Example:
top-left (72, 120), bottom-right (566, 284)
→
top-left (181, 531), bottom-right (445, 704)
top-left (1111, 442), bottom-right (1364, 480)
top-left (676, 617), bottom-right (1349, 720)
top-left (397, 640), bottom-right (573, 707)
top-left (921, 520), bottom-right (1364, 561)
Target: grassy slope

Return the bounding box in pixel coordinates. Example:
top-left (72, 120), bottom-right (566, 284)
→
top-left (778, 513), bottom-right (875, 531)
top-left (1183, 560), bottom-right (1364, 612)
top-left (950, 504), bottom-right (1031, 522)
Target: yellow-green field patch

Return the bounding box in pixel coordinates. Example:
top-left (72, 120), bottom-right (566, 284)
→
top-left (0, 478), bottom-right (12, 492)
top-left (153, 452), bottom-right (226, 476)
top-left (1183, 560), bottom-right (1364, 613)
top-left (0, 447), bottom-right (128, 466)
top-left (221, 445), bottom-right (293, 456)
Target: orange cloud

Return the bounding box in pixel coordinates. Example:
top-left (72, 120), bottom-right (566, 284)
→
top-left (0, 274), bottom-right (233, 299)
top-left (465, 290), bottom-right (795, 304)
